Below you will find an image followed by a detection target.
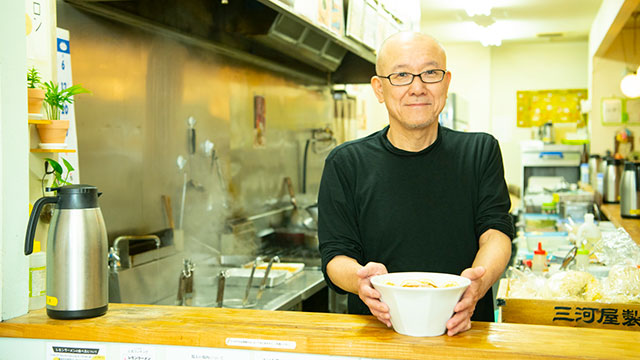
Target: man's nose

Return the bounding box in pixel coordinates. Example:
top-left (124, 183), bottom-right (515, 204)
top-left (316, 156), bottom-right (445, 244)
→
top-left (407, 76), bottom-right (428, 96)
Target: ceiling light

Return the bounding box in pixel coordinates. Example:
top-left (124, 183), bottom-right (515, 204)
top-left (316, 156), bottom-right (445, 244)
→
top-left (464, 0), bottom-right (492, 17)
top-left (620, 73), bottom-right (640, 98)
top-left (477, 24), bottom-right (502, 47)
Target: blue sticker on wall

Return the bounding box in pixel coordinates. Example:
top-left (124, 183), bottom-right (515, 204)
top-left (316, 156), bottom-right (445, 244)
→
top-left (57, 38), bottom-right (70, 54)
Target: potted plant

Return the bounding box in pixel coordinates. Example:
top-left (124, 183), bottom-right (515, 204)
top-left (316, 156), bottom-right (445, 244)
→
top-left (44, 157), bottom-right (75, 189)
top-left (40, 157), bottom-right (75, 223)
top-left (36, 81), bottom-right (90, 145)
top-left (27, 67), bottom-right (45, 114)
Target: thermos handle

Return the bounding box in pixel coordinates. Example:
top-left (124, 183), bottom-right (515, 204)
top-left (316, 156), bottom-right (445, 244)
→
top-left (25, 196), bottom-right (58, 255)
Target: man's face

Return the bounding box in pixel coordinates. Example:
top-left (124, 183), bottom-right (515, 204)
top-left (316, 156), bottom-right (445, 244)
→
top-left (371, 38), bottom-right (451, 131)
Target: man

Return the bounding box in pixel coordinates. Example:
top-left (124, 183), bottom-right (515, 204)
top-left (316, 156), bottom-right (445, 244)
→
top-left (318, 32), bottom-right (514, 336)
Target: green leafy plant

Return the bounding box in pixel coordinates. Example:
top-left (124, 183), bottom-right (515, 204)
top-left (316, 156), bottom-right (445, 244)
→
top-left (44, 157), bottom-right (74, 189)
top-left (41, 81), bottom-right (90, 120)
top-left (27, 67), bottom-right (41, 88)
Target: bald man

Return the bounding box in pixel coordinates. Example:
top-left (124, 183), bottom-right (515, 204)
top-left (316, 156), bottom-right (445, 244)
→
top-left (317, 32), bottom-right (513, 336)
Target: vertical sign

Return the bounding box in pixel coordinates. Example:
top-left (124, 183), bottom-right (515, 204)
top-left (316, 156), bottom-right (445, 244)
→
top-left (26, 0), bottom-right (51, 61)
top-left (56, 28), bottom-right (80, 183)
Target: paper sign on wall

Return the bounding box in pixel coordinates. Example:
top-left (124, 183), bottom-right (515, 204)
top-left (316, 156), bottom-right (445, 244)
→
top-left (26, 0), bottom-right (50, 61)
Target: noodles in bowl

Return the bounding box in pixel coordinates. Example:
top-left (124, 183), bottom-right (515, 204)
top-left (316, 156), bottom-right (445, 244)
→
top-left (385, 279), bottom-right (459, 288)
top-left (370, 272), bottom-right (471, 337)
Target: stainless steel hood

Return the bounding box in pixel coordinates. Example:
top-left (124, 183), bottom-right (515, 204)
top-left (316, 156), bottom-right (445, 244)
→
top-left (64, 0), bottom-right (376, 84)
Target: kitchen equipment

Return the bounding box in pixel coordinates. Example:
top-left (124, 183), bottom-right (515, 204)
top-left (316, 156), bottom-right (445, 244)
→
top-left (603, 157), bottom-right (624, 203)
top-left (620, 161), bottom-right (640, 218)
top-left (161, 195), bottom-right (183, 251)
top-left (186, 116), bottom-right (204, 192)
top-left (24, 184), bottom-right (108, 319)
top-left (559, 246), bottom-right (578, 271)
top-left (588, 154), bottom-right (601, 188)
top-left (539, 122), bottom-right (555, 144)
top-left (176, 259), bottom-right (195, 306)
top-left (520, 141), bottom-right (582, 200)
top-left (256, 255), bottom-right (280, 300)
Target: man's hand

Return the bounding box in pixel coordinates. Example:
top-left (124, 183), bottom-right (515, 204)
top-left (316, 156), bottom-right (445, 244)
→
top-left (356, 262), bottom-right (391, 327)
top-left (445, 266), bottom-right (486, 336)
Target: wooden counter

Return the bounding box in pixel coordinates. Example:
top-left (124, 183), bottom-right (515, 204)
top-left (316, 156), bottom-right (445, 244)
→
top-left (1, 303), bottom-right (639, 359)
top-left (600, 204), bottom-right (640, 245)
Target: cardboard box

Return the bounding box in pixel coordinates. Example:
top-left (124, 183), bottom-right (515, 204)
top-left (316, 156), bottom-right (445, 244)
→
top-left (497, 279), bottom-right (640, 331)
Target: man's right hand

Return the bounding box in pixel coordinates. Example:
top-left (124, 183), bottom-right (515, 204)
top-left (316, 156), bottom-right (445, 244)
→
top-left (356, 262), bottom-right (391, 327)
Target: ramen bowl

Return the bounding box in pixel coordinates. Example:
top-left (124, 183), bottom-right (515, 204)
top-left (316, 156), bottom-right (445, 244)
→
top-left (370, 272), bottom-right (471, 337)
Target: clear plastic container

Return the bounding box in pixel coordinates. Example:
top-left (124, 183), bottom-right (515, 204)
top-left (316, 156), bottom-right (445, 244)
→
top-left (28, 241), bottom-right (46, 310)
top-left (577, 213), bottom-right (601, 251)
top-left (575, 246), bottom-right (589, 271)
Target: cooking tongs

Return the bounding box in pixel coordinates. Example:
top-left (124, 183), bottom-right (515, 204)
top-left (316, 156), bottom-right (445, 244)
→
top-left (215, 255), bottom-right (281, 308)
top-left (559, 246), bottom-right (578, 270)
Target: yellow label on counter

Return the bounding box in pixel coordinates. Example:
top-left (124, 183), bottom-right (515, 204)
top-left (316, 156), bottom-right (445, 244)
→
top-left (46, 295), bottom-right (58, 306)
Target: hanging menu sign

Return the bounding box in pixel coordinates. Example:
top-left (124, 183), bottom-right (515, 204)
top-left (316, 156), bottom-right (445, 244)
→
top-left (56, 28), bottom-right (80, 183)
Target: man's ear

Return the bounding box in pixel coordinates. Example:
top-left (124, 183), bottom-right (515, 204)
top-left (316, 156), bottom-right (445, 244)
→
top-left (370, 76), bottom-right (385, 103)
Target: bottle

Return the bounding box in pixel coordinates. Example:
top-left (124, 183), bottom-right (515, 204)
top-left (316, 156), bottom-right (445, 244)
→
top-left (577, 213), bottom-right (601, 251)
top-left (596, 173), bottom-right (604, 195)
top-left (28, 241), bottom-right (46, 310)
top-left (532, 242), bottom-right (548, 274)
top-left (575, 245), bottom-right (589, 271)
top-left (580, 163), bottom-right (589, 185)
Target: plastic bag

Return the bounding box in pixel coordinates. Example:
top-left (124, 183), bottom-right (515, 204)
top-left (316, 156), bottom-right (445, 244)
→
top-left (592, 228), bottom-right (640, 266)
top-left (545, 270), bottom-right (601, 301)
top-left (601, 265), bottom-right (640, 304)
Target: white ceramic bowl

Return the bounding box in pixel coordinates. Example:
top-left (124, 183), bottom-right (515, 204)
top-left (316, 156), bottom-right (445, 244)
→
top-left (370, 272), bottom-right (471, 337)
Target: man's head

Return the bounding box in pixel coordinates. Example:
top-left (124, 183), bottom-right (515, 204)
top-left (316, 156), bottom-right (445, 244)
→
top-left (371, 32), bottom-right (451, 131)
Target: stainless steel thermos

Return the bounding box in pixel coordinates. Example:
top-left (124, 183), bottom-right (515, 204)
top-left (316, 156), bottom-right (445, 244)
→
top-left (603, 157), bottom-right (624, 203)
top-left (620, 161), bottom-right (640, 218)
top-left (25, 185), bottom-right (108, 319)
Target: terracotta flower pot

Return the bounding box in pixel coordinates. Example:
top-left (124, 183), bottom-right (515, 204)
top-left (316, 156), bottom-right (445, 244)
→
top-left (36, 120), bottom-right (70, 144)
top-left (27, 88), bottom-right (45, 114)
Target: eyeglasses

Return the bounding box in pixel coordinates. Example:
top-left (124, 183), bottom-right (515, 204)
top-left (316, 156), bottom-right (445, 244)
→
top-left (377, 69), bottom-right (447, 86)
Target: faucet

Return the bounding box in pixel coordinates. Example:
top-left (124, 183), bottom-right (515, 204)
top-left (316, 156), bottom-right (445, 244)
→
top-left (176, 259), bottom-right (195, 306)
top-left (111, 235), bottom-right (161, 270)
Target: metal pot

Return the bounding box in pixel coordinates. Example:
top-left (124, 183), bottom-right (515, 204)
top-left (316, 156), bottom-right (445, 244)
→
top-left (304, 231), bottom-right (319, 250)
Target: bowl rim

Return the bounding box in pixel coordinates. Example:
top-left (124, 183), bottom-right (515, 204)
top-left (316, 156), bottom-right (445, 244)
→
top-left (370, 272), bottom-right (471, 291)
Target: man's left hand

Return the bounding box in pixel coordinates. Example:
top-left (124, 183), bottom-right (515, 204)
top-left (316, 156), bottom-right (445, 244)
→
top-left (445, 266), bottom-right (486, 336)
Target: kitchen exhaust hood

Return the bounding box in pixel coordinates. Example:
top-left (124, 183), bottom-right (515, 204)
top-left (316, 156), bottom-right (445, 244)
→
top-left (64, 0), bottom-right (377, 84)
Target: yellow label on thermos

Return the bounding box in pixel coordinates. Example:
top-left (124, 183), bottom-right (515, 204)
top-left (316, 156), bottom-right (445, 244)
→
top-left (46, 296), bottom-right (58, 306)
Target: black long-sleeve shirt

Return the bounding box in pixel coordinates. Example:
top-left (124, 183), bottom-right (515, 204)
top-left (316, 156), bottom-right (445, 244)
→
top-left (318, 125), bottom-right (514, 321)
